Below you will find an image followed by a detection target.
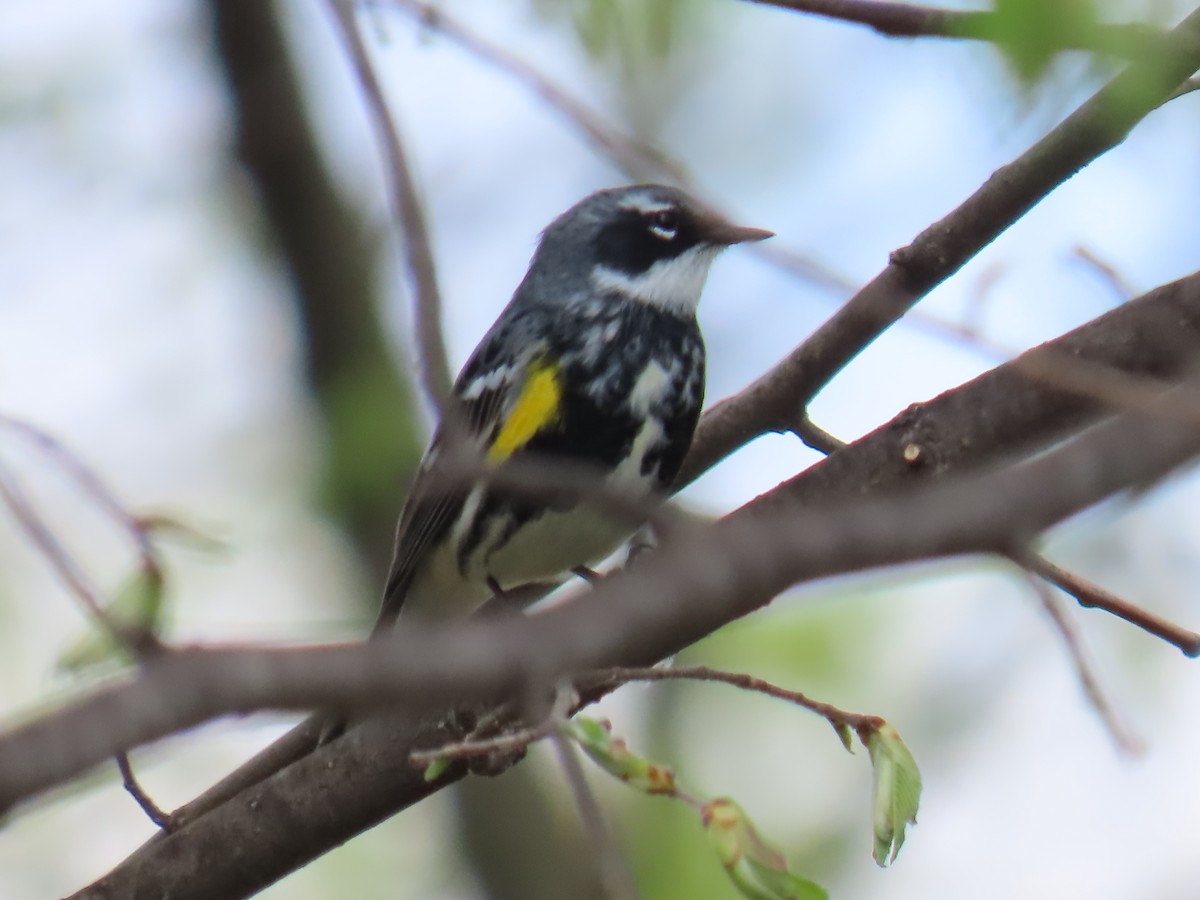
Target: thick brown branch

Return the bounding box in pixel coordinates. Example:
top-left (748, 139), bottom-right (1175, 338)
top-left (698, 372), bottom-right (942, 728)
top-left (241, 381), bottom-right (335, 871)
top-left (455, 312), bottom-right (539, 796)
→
top-left (23, 385), bottom-right (1199, 822)
top-left (50, 394), bottom-right (1200, 899)
top-left (55, 270), bottom-right (1200, 898)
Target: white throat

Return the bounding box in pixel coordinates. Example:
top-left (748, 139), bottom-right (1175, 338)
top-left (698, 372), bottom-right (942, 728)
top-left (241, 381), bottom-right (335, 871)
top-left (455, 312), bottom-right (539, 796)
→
top-left (591, 245), bottom-right (719, 314)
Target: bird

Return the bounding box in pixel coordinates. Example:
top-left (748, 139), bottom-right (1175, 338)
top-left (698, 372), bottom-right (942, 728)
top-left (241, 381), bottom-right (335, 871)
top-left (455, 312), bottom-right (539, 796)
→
top-left (373, 184), bottom-right (771, 632)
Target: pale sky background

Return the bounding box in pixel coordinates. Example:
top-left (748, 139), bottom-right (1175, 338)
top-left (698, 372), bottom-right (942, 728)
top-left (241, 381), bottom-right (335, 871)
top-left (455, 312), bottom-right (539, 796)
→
top-left (1, 1), bottom-right (1199, 898)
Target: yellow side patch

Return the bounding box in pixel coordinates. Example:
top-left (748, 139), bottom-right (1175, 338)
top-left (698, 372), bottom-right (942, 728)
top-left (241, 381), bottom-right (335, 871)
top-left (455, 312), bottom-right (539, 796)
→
top-left (487, 361), bottom-right (562, 463)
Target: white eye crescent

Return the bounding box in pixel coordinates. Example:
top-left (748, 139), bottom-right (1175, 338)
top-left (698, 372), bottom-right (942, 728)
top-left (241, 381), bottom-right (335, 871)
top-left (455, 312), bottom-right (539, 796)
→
top-left (648, 210), bottom-right (679, 241)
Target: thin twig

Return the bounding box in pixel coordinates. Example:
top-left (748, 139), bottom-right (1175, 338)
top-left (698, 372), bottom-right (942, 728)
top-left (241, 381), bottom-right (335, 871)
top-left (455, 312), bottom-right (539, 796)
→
top-left (0, 459), bottom-right (156, 656)
top-left (1022, 571), bottom-right (1143, 755)
top-left (328, 0), bottom-right (454, 415)
top-left (116, 752), bottom-right (174, 830)
top-left (384, 0), bottom-right (680, 183)
top-left (549, 687), bottom-right (642, 900)
top-left (579, 665), bottom-right (881, 741)
top-left (0, 415), bottom-right (163, 578)
top-left (409, 720), bottom-right (553, 767)
top-left (793, 416), bottom-right (846, 455)
top-left (379, 0), bottom-right (853, 297)
top-left (1019, 551), bottom-right (1200, 657)
top-left (1069, 246), bottom-right (1137, 301)
top-left (745, 0), bottom-right (1178, 61)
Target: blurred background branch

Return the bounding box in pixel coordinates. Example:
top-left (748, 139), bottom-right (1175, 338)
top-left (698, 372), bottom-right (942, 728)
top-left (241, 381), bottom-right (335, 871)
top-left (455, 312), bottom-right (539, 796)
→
top-left (209, 0), bottom-right (421, 587)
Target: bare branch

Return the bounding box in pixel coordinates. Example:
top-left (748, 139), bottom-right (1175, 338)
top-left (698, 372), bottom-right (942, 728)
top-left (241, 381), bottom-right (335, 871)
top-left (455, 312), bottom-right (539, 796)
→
top-left (327, 0), bottom-right (454, 412)
top-left (383, 0), bottom-right (680, 184)
top-left (580, 665), bottom-right (881, 742)
top-left (0, 415), bottom-right (164, 577)
top-left (1018, 551), bottom-right (1200, 658)
top-left (379, 0), bottom-right (853, 296)
top-left (409, 722), bottom-right (551, 767)
top-left (793, 416), bottom-right (846, 455)
top-left (1021, 571), bottom-right (1143, 755)
top-left (15, 367), bottom-right (1200, 825)
top-left (1012, 353), bottom-right (1200, 427)
top-left (55, 290), bottom-right (1200, 895)
top-left (116, 753), bottom-right (174, 831)
top-left (1069, 245), bottom-right (1138, 302)
top-left (0, 459), bottom-right (158, 657)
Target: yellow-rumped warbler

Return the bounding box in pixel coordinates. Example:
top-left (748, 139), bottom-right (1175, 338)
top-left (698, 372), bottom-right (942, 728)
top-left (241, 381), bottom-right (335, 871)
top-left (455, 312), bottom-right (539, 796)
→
top-left (374, 185), bottom-right (771, 629)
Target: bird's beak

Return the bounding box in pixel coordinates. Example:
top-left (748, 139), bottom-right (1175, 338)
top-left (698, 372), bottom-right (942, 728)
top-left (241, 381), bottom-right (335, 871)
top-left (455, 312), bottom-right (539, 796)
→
top-left (698, 214), bottom-right (774, 246)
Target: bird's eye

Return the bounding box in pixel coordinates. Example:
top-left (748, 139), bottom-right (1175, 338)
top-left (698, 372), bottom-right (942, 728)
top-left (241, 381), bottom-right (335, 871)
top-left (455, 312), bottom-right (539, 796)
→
top-left (648, 210), bottom-right (679, 241)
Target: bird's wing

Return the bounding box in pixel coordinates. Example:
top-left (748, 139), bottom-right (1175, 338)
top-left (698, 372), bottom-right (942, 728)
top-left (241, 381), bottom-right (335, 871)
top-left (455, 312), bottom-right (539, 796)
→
top-left (373, 343), bottom-right (560, 631)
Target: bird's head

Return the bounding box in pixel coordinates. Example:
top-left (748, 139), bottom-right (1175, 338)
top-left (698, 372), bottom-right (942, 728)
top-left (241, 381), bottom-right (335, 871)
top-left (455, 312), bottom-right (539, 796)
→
top-left (527, 185), bottom-right (773, 315)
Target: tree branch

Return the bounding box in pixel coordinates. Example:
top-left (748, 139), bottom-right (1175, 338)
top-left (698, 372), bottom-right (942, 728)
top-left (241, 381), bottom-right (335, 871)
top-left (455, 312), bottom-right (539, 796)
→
top-left (379, 0), bottom-right (853, 296)
top-left (1018, 551), bottom-right (1200, 657)
top-left (41, 344), bottom-right (1200, 897)
top-left (1022, 572), bottom-right (1142, 755)
top-left (43, 5), bottom-right (1200, 893)
top-left (677, 5), bottom-right (1200, 486)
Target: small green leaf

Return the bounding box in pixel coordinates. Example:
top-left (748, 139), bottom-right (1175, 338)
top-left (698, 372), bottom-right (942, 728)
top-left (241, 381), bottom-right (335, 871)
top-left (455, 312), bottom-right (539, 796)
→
top-left (865, 722), bottom-right (923, 866)
top-left (703, 798), bottom-right (828, 900)
top-left (987, 0), bottom-right (1099, 84)
top-left (831, 720), bottom-right (854, 753)
top-left (138, 515), bottom-right (227, 555)
top-left (562, 716), bottom-right (677, 795)
top-left (57, 565), bottom-right (165, 674)
top-left (422, 757), bottom-right (452, 782)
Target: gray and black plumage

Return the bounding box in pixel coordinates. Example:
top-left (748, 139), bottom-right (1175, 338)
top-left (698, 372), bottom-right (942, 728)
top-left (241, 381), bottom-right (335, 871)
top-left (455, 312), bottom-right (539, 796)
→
top-left (373, 184), bottom-right (771, 632)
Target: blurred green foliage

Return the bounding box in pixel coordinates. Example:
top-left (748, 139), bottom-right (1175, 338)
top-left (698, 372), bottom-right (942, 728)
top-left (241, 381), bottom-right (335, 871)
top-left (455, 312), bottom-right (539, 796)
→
top-left (317, 353), bottom-right (423, 522)
top-left (57, 565), bottom-right (164, 675)
top-left (531, 0), bottom-right (697, 64)
top-left (987, 0), bottom-right (1102, 83)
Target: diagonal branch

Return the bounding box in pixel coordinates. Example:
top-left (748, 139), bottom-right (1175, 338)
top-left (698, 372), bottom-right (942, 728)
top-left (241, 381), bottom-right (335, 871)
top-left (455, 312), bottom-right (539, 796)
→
top-left (678, 5), bottom-right (1200, 486)
top-left (54, 268), bottom-right (1200, 898)
top-left (22, 371), bottom-right (1200, 814)
top-left (0, 461), bottom-right (157, 657)
top-left (379, 0), bottom-right (853, 295)
top-left (46, 362), bottom-right (1200, 898)
top-left (1022, 571), bottom-right (1142, 754)
top-left (1018, 550), bottom-right (1200, 657)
